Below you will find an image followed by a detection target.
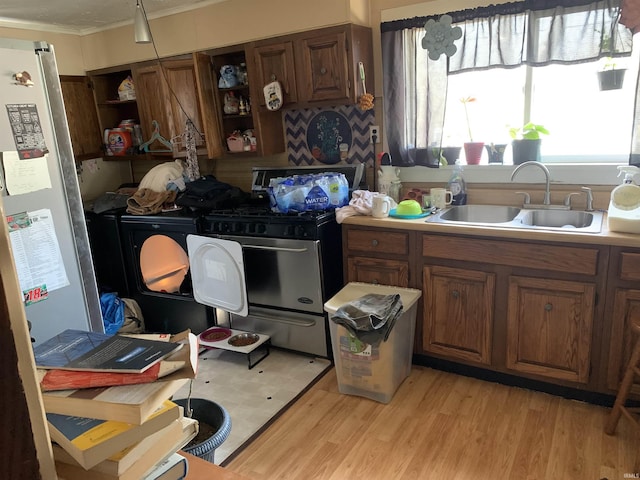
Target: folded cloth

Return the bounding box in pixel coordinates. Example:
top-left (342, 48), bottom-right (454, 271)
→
top-left (335, 190), bottom-right (397, 223)
top-left (126, 188), bottom-right (176, 215)
top-left (138, 160), bottom-right (185, 193)
top-left (330, 293), bottom-right (403, 347)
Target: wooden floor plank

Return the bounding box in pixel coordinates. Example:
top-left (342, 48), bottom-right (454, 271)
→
top-left (225, 366), bottom-right (640, 479)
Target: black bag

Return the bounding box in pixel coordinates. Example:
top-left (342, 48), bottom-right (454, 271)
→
top-left (175, 175), bottom-right (247, 210)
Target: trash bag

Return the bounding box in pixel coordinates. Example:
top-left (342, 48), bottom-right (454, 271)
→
top-left (330, 293), bottom-right (403, 347)
top-left (118, 298), bottom-right (145, 334)
top-left (100, 292), bottom-right (125, 335)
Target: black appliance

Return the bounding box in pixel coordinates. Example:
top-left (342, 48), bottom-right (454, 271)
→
top-left (119, 210), bottom-right (215, 334)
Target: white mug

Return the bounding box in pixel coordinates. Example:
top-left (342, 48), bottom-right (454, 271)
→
top-left (372, 194), bottom-right (392, 218)
top-left (431, 188), bottom-right (453, 209)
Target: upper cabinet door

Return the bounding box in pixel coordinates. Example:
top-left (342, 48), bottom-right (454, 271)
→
top-left (252, 41), bottom-right (297, 107)
top-left (296, 31), bottom-right (349, 104)
top-left (131, 63), bottom-right (174, 151)
top-left (60, 76), bottom-right (103, 160)
top-left (193, 52), bottom-right (223, 159)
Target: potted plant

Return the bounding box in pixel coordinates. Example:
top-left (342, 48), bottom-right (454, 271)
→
top-left (509, 122), bottom-right (549, 165)
top-left (598, 33), bottom-right (627, 91)
top-left (460, 96), bottom-right (484, 165)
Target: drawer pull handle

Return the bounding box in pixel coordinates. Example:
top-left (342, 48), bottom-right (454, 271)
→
top-left (544, 303), bottom-right (553, 311)
top-left (452, 290), bottom-right (460, 299)
top-left (371, 239), bottom-right (379, 247)
top-left (320, 67), bottom-right (327, 75)
top-left (372, 279), bottom-right (379, 285)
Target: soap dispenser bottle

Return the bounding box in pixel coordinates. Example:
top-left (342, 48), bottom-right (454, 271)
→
top-left (448, 164), bottom-right (467, 205)
top-left (607, 165), bottom-right (640, 234)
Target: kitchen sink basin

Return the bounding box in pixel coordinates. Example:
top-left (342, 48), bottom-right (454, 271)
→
top-left (428, 205), bottom-right (604, 233)
top-left (438, 205), bottom-right (521, 223)
top-left (519, 209), bottom-right (595, 229)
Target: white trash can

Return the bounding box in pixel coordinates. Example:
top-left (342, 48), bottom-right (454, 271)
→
top-left (324, 282), bottom-right (421, 404)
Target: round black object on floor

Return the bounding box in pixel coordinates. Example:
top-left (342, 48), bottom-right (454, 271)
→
top-left (174, 398), bottom-right (232, 463)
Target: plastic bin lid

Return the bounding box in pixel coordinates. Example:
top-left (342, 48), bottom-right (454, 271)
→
top-left (324, 282), bottom-right (421, 315)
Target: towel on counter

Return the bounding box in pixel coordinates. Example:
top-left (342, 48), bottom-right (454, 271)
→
top-left (126, 188), bottom-right (177, 215)
top-left (335, 190), bottom-right (397, 223)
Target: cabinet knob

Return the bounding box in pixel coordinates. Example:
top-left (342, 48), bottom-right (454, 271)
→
top-left (452, 290), bottom-right (460, 299)
top-left (544, 303), bottom-right (553, 311)
top-left (371, 239), bottom-right (379, 247)
top-left (372, 279), bottom-right (379, 285)
top-left (320, 67), bottom-right (327, 75)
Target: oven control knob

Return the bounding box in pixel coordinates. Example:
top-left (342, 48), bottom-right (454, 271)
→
top-left (283, 225), bottom-right (294, 236)
top-left (231, 222), bottom-right (243, 233)
top-left (256, 223), bottom-right (266, 234)
top-left (294, 225), bottom-right (306, 237)
top-left (246, 223), bottom-right (256, 233)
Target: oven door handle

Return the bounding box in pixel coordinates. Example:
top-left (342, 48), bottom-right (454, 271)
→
top-left (249, 312), bottom-right (317, 327)
top-left (242, 245), bottom-right (308, 253)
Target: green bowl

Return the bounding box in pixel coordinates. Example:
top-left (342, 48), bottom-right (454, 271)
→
top-left (396, 199), bottom-right (422, 216)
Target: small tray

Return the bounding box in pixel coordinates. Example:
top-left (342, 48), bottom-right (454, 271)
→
top-left (389, 208), bottom-right (431, 219)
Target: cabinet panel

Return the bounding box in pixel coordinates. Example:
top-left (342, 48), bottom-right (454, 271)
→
top-left (423, 265), bottom-right (494, 364)
top-left (296, 31), bottom-right (349, 103)
top-left (347, 257), bottom-right (409, 287)
top-left (606, 288), bottom-right (640, 391)
top-left (60, 76), bottom-right (103, 160)
top-left (346, 229), bottom-right (409, 255)
top-left (506, 276), bottom-right (595, 383)
top-left (620, 253), bottom-right (640, 281)
top-left (422, 234), bottom-right (599, 275)
top-left (131, 64), bottom-right (174, 151)
top-left (253, 42), bottom-right (297, 106)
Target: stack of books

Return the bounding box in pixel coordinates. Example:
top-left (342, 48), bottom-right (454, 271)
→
top-left (33, 329), bottom-right (199, 480)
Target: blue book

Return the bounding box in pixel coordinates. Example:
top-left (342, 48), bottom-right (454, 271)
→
top-left (34, 329), bottom-right (182, 374)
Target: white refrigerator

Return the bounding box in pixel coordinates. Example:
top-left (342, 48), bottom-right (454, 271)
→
top-left (0, 39), bottom-right (102, 345)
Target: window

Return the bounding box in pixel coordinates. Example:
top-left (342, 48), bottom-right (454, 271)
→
top-left (444, 45), bottom-right (638, 164)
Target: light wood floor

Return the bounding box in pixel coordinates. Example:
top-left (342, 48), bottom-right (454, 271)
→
top-left (225, 365), bottom-right (639, 479)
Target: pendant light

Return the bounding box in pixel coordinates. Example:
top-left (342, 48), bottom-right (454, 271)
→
top-left (134, 0), bottom-right (152, 44)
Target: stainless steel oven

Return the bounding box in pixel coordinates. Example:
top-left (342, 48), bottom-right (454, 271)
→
top-left (191, 165), bottom-right (365, 358)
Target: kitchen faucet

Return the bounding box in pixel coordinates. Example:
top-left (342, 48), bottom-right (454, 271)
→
top-left (510, 161), bottom-right (553, 207)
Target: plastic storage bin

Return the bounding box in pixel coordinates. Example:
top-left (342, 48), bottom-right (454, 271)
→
top-left (324, 282), bottom-right (421, 404)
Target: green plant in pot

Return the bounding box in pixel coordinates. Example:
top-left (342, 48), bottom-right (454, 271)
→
top-left (509, 122), bottom-right (549, 165)
top-left (598, 33), bottom-right (626, 91)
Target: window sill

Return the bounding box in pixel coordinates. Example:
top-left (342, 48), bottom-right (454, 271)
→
top-left (398, 163), bottom-right (626, 186)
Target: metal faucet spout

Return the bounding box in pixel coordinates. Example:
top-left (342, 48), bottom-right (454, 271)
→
top-left (510, 161), bottom-right (551, 205)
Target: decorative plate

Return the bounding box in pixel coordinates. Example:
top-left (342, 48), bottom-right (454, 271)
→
top-left (389, 208), bottom-right (431, 219)
top-left (306, 110), bottom-right (352, 165)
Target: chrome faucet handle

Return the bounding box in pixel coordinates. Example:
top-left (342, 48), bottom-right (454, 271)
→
top-left (515, 191), bottom-right (531, 205)
top-left (581, 186), bottom-right (594, 211)
top-left (564, 192), bottom-right (582, 208)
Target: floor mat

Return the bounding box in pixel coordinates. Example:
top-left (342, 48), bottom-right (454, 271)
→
top-left (172, 347), bottom-right (332, 465)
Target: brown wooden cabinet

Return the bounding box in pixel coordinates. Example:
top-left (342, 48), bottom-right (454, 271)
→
top-left (294, 25), bottom-right (373, 106)
top-left (59, 75), bottom-right (103, 160)
top-left (251, 41), bottom-right (297, 107)
top-left (343, 227), bottom-right (411, 287)
top-left (423, 265), bottom-right (495, 365)
top-left (605, 249), bottom-right (640, 394)
top-left (506, 276), bottom-right (595, 383)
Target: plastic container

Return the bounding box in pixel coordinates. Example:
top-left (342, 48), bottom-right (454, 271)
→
top-left (608, 166), bottom-right (640, 234)
top-left (324, 282), bottom-right (421, 404)
top-left (448, 164), bottom-right (467, 205)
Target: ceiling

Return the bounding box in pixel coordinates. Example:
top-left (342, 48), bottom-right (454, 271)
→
top-left (0, 0), bottom-right (227, 34)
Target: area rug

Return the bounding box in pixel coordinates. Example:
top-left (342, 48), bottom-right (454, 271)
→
top-left (172, 347), bottom-right (332, 465)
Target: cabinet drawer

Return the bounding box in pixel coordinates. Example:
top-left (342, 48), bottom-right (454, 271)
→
top-left (347, 257), bottom-right (409, 287)
top-left (422, 235), bottom-right (598, 275)
top-left (620, 253), bottom-right (640, 281)
top-left (347, 229), bottom-right (409, 255)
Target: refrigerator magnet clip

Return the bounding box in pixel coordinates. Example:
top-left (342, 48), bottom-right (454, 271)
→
top-left (13, 71), bottom-right (34, 87)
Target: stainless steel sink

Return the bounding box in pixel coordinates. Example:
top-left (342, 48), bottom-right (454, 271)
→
top-left (439, 205), bottom-right (521, 223)
top-left (428, 205), bottom-right (604, 233)
top-left (519, 209), bottom-right (594, 229)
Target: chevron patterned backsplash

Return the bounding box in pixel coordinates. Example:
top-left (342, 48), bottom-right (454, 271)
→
top-left (284, 105), bottom-right (375, 166)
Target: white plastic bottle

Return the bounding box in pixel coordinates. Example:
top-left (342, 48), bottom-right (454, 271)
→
top-left (448, 164), bottom-right (467, 205)
top-left (607, 165), bottom-right (640, 234)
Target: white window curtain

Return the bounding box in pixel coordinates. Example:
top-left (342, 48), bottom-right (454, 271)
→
top-left (381, 0), bottom-right (634, 167)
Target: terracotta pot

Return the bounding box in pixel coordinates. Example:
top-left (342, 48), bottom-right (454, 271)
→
top-left (464, 142), bottom-right (484, 165)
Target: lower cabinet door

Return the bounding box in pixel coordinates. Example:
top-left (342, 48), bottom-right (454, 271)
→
top-left (423, 265), bottom-right (495, 365)
top-left (506, 276), bottom-right (595, 384)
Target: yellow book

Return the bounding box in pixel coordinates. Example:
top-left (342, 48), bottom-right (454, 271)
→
top-left (54, 416), bottom-right (198, 480)
top-left (48, 399), bottom-right (180, 470)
